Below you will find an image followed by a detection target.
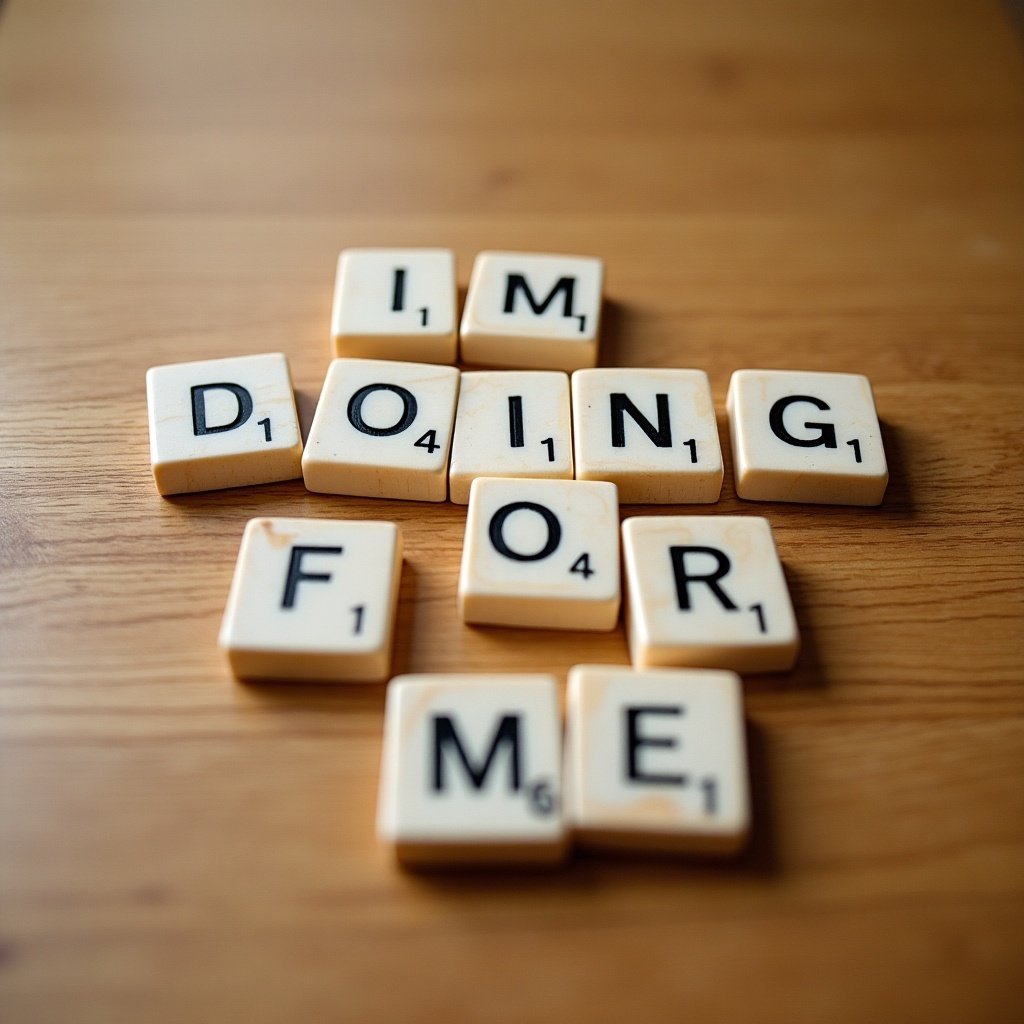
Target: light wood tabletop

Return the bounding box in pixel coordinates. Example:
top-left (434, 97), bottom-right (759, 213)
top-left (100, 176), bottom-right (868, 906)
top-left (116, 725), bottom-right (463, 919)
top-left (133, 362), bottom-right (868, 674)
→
top-left (2, 1), bottom-right (1023, 1020)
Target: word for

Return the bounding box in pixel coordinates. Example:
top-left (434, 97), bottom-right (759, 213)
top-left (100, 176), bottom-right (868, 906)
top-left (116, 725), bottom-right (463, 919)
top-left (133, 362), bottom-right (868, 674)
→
top-left (218, 505), bottom-right (799, 682)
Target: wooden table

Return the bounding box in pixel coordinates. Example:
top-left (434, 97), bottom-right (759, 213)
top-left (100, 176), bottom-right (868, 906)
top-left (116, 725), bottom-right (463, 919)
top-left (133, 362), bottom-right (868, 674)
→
top-left (2, 1), bottom-right (1022, 1020)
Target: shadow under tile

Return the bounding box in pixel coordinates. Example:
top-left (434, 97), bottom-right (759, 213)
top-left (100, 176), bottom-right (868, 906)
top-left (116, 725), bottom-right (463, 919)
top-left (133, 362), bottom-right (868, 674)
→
top-left (596, 297), bottom-right (645, 369)
top-left (876, 418), bottom-right (916, 518)
top-left (743, 562), bottom-right (827, 695)
top-left (401, 719), bottom-right (779, 892)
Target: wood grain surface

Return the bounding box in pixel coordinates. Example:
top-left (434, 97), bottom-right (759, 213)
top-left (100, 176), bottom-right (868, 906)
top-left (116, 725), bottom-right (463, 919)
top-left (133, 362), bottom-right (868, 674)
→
top-left (1, 1), bottom-right (1023, 1021)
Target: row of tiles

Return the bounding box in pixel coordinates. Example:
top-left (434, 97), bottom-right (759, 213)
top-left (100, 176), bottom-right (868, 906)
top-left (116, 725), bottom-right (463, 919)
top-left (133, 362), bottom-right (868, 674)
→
top-left (377, 666), bottom-right (750, 866)
top-left (220, 492), bottom-right (799, 685)
top-left (148, 355), bottom-right (889, 506)
top-left (330, 249), bottom-right (604, 371)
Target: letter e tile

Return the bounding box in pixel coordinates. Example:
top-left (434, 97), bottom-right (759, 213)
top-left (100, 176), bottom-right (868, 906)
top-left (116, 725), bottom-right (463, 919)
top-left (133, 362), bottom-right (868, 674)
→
top-left (565, 665), bottom-right (749, 855)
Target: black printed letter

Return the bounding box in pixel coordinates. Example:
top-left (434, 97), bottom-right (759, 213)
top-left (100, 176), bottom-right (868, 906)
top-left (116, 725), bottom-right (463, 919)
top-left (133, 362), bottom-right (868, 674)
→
top-left (669, 546), bottom-right (738, 611)
top-left (432, 714), bottom-right (522, 792)
top-left (391, 267), bottom-right (407, 311)
top-left (191, 383), bottom-right (253, 436)
top-left (281, 546), bottom-right (344, 609)
top-left (769, 395), bottom-right (838, 449)
top-left (488, 502), bottom-right (562, 562)
top-left (508, 395), bottom-right (525, 448)
top-left (347, 383), bottom-right (418, 437)
top-left (503, 274), bottom-right (577, 318)
top-left (609, 393), bottom-right (672, 448)
top-left (626, 706), bottom-right (687, 785)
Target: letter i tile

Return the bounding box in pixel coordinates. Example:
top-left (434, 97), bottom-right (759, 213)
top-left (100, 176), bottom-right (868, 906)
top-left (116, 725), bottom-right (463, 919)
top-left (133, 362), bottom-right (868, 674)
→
top-left (331, 248), bottom-right (458, 364)
top-left (726, 369), bottom-right (888, 505)
top-left (146, 352), bottom-right (303, 495)
top-left (219, 517), bottom-right (402, 682)
top-left (622, 516), bottom-right (799, 673)
top-left (449, 370), bottom-right (573, 504)
top-left (376, 674), bottom-right (567, 866)
top-left (565, 665), bottom-right (750, 855)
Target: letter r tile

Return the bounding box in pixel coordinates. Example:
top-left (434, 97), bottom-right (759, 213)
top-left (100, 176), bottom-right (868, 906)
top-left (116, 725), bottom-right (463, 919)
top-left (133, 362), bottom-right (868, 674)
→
top-left (219, 517), bottom-right (403, 682)
top-left (622, 516), bottom-right (799, 673)
top-left (727, 369), bottom-right (888, 505)
top-left (146, 352), bottom-right (303, 495)
top-left (376, 674), bottom-right (567, 866)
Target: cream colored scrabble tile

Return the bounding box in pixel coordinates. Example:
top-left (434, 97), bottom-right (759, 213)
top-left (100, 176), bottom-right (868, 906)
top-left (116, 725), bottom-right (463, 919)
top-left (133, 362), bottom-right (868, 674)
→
top-left (302, 358), bottom-right (460, 501)
top-left (459, 251), bottom-right (603, 371)
top-left (622, 516), bottom-right (799, 673)
top-left (565, 665), bottom-right (749, 855)
top-left (331, 248), bottom-right (457, 364)
top-left (219, 517), bottom-right (402, 682)
top-left (572, 368), bottom-right (723, 504)
top-left (377, 674), bottom-right (567, 866)
top-left (448, 371), bottom-right (573, 504)
top-left (459, 477), bottom-right (620, 631)
top-left (726, 369), bottom-right (888, 505)
top-left (146, 352), bottom-right (303, 496)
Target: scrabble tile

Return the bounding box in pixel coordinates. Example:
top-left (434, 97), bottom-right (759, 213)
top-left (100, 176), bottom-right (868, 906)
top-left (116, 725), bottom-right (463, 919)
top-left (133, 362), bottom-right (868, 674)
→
top-left (565, 665), bottom-right (749, 855)
top-left (726, 369), bottom-right (888, 505)
top-left (302, 358), bottom-right (461, 501)
top-left (459, 477), bottom-right (620, 631)
top-left (146, 352), bottom-right (303, 496)
top-left (572, 368), bottom-right (723, 504)
top-left (448, 370), bottom-right (573, 504)
top-left (331, 248), bottom-right (457, 364)
top-left (622, 515), bottom-right (799, 673)
top-left (219, 517), bottom-right (402, 682)
top-left (377, 674), bottom-right (567, 866)
top-left (459, 251), bottom-right (603, 371)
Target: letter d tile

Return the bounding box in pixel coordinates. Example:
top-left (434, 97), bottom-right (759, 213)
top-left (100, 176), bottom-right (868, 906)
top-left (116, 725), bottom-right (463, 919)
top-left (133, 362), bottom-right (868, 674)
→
top-left (146, 352), bottom-right (303, 495)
